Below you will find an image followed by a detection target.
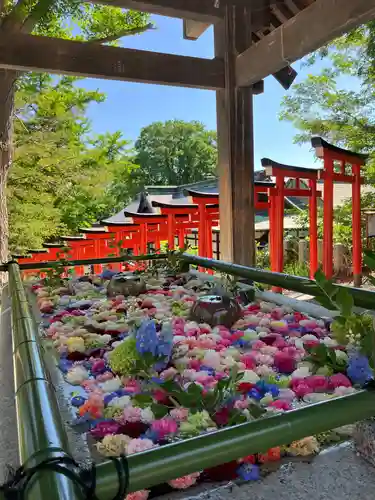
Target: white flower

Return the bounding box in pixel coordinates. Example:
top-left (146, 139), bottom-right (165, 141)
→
top-left (322, 337), bottom-right (338, 347)
top-left (108, 395), bottom-right (132, 408)
top-left (202, 351), bottom-right (222, 370)
top-left (140, 407), bottom-right (155, 424)
top-left (255, 365), bottom-right (275, 377)
top-left (96, 435), bottom-right (130, 457)
top-left (302, 334), bottom-right (319, 342)
top-left (240, 370), bottom-right (260, 384)
top-left (100, 377), bottom-right (122, 393)
top-left (291, 367), bottom-right (311, 379)
top-left (335, 350), bottom-right (348, 362)
top-left (65, 366), bottom-right (89, 385)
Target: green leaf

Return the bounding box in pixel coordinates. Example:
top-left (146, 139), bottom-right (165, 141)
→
top-left (132, 394), bottom-right (153, 408)
top-left (151, 404), bottom-right (169, 419)
top-left (335, 288), bottom-right (354, 317)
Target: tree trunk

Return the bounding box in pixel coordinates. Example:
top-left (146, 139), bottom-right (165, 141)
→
top-left (0, 69), bottom-right (16, 282)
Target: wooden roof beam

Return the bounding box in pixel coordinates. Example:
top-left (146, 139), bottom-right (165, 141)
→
top-left (86, 0), bottom-right (222, 23)
top-left (0, 33), bottom-right (225, 90)
top-left (236, 0), bottom-right (375, 87)
top-left (183, 20), bottom-right (211, 41)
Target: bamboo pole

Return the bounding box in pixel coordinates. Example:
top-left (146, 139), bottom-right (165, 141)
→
top-left (181, 254), bottom-right (375, 310)
top-left (95, 390), bottom-right (375, 497)
top-left (7, 262), bottom-right (80, 500)
top-left (0, 253), bottom-right (167, 272)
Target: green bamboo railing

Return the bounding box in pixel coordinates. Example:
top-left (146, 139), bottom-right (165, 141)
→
top-left (4, 256), bottom-right (375, 499)
top-left (7, 262), bottom-right (80, 500)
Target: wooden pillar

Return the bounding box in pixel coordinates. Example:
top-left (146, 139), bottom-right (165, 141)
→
top-left (323, 155), bottom-right (334, 279)
top-left (352, 163), bottom-right (362, 287)
top-left (214, 5), bottom-right (255, 266)
top-left (167, 213), bottom-right (175, 250)
top-left (309, 178), bottom-right (318, 278)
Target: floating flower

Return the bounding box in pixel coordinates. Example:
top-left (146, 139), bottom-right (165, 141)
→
top-left (236, 463), bottom-right (260, 481)
top-left (125, 490), bottom-right (149, 500)
top-left (287, 436), bottom-right (319, 456)
top-left (126, 438), bottom-right (157, 455)
top-left (347, 353), bottom-right (373, 386)
top-left (96, 434), bottom-right (130, 457)
top-left (168, 472), bottom-right (200, 489)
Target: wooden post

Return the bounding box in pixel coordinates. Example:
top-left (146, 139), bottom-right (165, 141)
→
top-left (323, 154), bottom-right (334, 279)
top-left (309, 178), bottom-right (318, 278)
top-left (214, 4), bottom-right (255, 266)
top-left (352, 163), bottom-right (362, 287)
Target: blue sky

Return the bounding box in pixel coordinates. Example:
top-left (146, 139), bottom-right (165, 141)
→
top-left (77, 14), bottom-right (328, 170)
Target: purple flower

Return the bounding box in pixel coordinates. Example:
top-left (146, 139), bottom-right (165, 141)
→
top-left (90, 421), bottom-right (121, 439)
top-left (136, 320), bottom-right (158, 356)
top-left (236, 463), bottom-right (260, 481)
top-left (347, 354), bottom-right (373, 386)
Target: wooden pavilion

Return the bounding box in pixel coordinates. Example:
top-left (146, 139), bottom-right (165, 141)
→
top-left (1, 0), bottom-right (375, 268)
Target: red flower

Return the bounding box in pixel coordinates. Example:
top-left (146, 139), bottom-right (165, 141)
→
top-left (258, 447), bottom-right (281, 463)
top-left (240, 454), bottom-right (256, 464)
top-left (66, 351), bottom-right (87, 361)
top-left (329, 373), bottom-right (352, 389)
top-left (304, 340), bottom-right (320, 350)
top-left (213, 407), bottom-right (230, 426)
top-left (305, 375), bottom-right (329, 392)
top-left (153, 389), bottom-right (171, 405)
top-left (262, 334), bottom-right (280, 346)
top-left (119, 422), bottom-right (149, 438)
top-left (274, 352), bottom-right (296, 374)
top-left (204, 461), bottom-right (238, 481)
top-left (237, 382), bottom-right (255, 393)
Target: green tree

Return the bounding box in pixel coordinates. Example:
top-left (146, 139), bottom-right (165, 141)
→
top-left (0, 0), bottom-right (151, 263)
top-left (279, 21), bottom-right (375, 173)
top-left (135, 120), bottom-right (217, 186)
top-left (9, 73), bottom-right (138, 252)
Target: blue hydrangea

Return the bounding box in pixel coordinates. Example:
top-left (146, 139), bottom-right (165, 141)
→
top-left (136, 320), bottom-right (159, 356)
top-left (347, 353), bottom-right (373, 386)
top-left (248, 388), bottom-right (262, 401)
top-left (236, 463), bottom-right (260, 481)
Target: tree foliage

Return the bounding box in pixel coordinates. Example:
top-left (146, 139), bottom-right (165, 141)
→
top-left (135, 120), bottom-right (217, 186)
top-left (9, 74), bottom-right (138, 252)
top-left (279, 21), bottom-right (375, 177)
top-left (0, 0), bottom-right (151, 258)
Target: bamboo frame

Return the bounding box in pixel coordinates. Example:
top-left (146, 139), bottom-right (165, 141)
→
top-left (7, 262), bottom-right (79, 500)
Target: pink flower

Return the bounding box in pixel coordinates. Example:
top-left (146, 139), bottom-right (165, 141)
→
top-left (90, 421), bottom-right (121, 440)
top-left (254, 353), bottom-right (274, 366)
top-left (122, 379), bottom-right (141, 393)
top-left (160, 367), bottom-right (178, 380)
top-left (252, 341), bottom-right (267, 350)
top-left (329, 373), bottom-right (352, 389)
top-left (126, 491), bottom-right (149, 500)
top-left (168, 473), bottom-right (200, 489)
top-left (151, 418), bottom-right (178, 439)
top-left (274, 351), bottom-right (296, 374)
top-left (123, 407), bottom-right (142, 423)
top-left (268, 400), bottom-right (291, 411)
top-left (96, 372), bottom-right (114, 382)
top-left (305, 375), bottom-right (329, 392)
top-left (292, 382), bottom-right (312, 398)
top-left (240, 354), bottom-right (256, 369)
top-left (170, 408), bottom-right (189, 422)
top-left (234, 398), bottom-right (249, 410)
top-left (189, 359), bottom-right (202, 370)
top-left (127, 438), bottom-right (156, 455)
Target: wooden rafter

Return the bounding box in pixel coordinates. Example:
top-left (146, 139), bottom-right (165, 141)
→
top-left (0, 33), bottom-right (225, 90)
top-left (236, 0), bottom-right (375, 87)
top-left (183, 20), bottom-right (211, 41)
top-left (86, 0), bottom-right (222, 23)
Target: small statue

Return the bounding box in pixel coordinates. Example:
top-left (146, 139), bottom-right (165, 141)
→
top-left (107, 273), bottom-right (146, 297)
top-left (190, 294), bottom-right (242, 328)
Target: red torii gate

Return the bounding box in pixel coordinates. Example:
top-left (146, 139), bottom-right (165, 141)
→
top-left (261, 159), bottom-right (321, 280)
top-left (311, 137), bottom-right (366, 287)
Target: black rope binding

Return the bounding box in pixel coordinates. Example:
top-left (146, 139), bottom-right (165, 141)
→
top-left (0, 455), bottom-right (129, 500)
